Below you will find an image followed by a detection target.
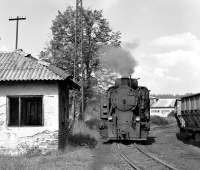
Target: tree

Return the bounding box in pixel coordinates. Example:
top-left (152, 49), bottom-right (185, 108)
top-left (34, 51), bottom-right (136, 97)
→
top-left (95, 67), bottom-right (119, 94)
top-left (44, 6), bottom-right (121, 82)
top-left (41, 7), bottom-right (121, 117)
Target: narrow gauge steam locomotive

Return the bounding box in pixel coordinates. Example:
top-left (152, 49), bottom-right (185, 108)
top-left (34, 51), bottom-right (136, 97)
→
top-left (99, 77), bottom-right (150, 141)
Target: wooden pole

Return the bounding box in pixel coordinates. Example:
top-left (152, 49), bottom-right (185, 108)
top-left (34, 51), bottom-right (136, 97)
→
top-left (9, 16), bottom-right (26, 50)
top-left (75, 0), bottom-right (84, 120)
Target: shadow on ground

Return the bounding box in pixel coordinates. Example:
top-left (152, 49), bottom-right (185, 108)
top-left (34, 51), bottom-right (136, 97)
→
top-left (68, 133), bottom-right (98, 148)
top-left (176, 133), bottom-right (200, 148)
top-left (102, 136), bottom-right (156, 146)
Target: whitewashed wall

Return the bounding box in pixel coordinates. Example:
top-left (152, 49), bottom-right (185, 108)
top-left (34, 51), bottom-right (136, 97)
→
top-left (0, 82), bottom-right (59, 149)
top-left (150, 108), bottom-right (174, 117)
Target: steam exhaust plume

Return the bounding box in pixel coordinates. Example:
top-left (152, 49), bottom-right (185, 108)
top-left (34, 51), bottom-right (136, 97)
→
top-left (100, 46), bottom-right (137, 77)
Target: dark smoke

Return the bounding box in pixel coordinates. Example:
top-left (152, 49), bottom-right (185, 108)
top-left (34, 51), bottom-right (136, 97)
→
top-left (101, 46), bottom-right (138, 77)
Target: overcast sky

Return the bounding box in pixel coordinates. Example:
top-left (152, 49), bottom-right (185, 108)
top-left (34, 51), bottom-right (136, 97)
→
top-left (1, 0), bottom-right (200, 94)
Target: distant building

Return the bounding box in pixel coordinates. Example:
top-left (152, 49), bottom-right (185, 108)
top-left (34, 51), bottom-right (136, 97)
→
top-left (150, 98), bottom-right (176, 117)
top-left (0, 51), bottom-right (79, 149)
top-left (150, 96), bottom-right (158, 106)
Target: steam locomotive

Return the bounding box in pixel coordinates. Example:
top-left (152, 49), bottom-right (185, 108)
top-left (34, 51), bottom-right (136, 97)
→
top-left (99, 77), bottom-right (150, 141)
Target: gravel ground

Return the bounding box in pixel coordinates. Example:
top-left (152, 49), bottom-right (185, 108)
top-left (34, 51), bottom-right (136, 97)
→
top-left (139, 120), bottom-right (200, 170)
top-left (90, 141), bottom-right (131, 170)
top-left (89, 119), bottom-right (200, 170)
top-left (7, 119), bottom-right (198, 170)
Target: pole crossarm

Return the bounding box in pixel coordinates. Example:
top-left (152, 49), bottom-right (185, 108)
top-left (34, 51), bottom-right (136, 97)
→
top-left (9, 16), bottom-right (26, 21)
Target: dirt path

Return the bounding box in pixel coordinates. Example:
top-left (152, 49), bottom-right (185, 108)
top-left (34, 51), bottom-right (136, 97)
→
top-left (140, 122), bottom-right (200, 170)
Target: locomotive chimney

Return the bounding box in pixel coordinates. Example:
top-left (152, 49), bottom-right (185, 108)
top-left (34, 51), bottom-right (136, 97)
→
top-left (120, 73), bottom-right (130, 78)
top-left (115, 75), bottom-right (138, 89)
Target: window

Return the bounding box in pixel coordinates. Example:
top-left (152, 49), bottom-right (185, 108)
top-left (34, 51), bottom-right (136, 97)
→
top-left (151, 110), bottom-right (160, 113)
top-left (161, 110), bottom-right (170, 113)
top-left (8, 96), bottom-right (43, 126)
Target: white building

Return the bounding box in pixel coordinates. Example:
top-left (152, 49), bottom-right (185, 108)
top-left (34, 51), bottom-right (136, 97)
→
top-left (150, 98), bottom-right (176, 117)
top-left (0, 51), bottom-right (79, 150)
top-left (150, 96), bottom-right (158, 106)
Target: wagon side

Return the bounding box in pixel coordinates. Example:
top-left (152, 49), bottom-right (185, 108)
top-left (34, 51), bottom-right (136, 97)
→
top-left (176, 93), bottom-right (200, 142)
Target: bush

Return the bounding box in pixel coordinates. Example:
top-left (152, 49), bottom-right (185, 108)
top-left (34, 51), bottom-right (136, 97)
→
top-left (17, 142), bottom-right (43, 158)
top-left (167, 111), bottom-right (175, 117)
top-left (85, 118), bottom-right (100, 130)
top-left (69, 121), bottom-right (99, 148)
top-left (151, 116), bottom-right (169, 126)
top-left (68, 133), bottom-right (97, 148)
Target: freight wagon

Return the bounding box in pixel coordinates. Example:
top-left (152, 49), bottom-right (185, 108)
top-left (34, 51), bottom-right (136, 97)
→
top-left (175, 93), bottom-right (200, 142)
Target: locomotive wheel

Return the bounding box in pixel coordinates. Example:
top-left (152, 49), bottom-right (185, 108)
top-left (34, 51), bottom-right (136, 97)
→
top-left (194, 133), bottom-right (200, 142)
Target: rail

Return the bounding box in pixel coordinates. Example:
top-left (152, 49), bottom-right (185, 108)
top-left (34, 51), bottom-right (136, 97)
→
top-left (115, 143), bottom-right (179, 170)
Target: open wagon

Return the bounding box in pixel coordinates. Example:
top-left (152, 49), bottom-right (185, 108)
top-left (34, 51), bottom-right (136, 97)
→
top-left (175, 93), bottom-right (200, 142)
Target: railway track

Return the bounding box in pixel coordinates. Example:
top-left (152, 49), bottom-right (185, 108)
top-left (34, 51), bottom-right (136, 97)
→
top-left (114, 143), bottom-right (179, 170)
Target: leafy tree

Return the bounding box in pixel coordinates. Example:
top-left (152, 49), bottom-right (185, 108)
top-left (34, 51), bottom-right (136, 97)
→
top-left (41, 6), bottom-right (121, 116)
top-left (43, 6), bottom-right (121, 82)
top-left (95, 67), bottom-right (119, 94)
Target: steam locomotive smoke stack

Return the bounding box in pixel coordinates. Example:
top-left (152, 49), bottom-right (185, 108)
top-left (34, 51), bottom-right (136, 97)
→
top-left (121, 73), bottom-right (130, 78)
top-left (101, 46), bottom-right (137, 77)
top-left (121, 74), bottom-right (131, 78)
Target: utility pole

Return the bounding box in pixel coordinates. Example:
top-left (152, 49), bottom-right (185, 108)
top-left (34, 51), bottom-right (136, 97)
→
top-left (9, 16), bottom-right (26, 50)
top-left (75, 0), bottom-right (84, 120)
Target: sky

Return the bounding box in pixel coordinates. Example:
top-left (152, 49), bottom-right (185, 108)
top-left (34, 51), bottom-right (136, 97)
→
top-left (1, 0), bottom-right (200, 94)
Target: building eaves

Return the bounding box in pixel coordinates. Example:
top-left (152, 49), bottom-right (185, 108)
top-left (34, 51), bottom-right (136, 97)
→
top-left (181, 93), bottom-right (200, 99)
top-left (0, 51), bottom-right (68, 81)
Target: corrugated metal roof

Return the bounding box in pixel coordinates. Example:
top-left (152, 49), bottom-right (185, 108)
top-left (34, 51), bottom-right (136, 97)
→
top-left (151, 98), bottom-right (176, 108)
top-left (0, 51), bottom-right (70, 81)
top-left (181, 93), bottom-right (200, 99)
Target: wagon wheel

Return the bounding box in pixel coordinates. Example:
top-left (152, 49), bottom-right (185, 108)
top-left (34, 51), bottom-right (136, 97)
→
top-left (194, 133), bottom-right (200, 142)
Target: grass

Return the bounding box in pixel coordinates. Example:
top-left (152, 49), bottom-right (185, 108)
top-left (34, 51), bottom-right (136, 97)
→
top-left (0, 148), bottom-right (93, 170)
top-left (0, 120), bottom-right (98, 170)
top-left (150, 115), bottom-right (169, 126)
top-left (0, 156), bottom-right (30, 170)
top-left (0, 118), bottom-right (100, 169)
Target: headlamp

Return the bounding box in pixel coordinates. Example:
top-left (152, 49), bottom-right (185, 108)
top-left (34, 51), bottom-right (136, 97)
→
top-left (108, 116), bottom-right (113, 121)
top-left (136, 116), bottom-right (140, 122)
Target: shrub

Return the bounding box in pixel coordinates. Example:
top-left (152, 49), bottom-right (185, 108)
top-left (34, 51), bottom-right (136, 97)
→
top-left (17, 142), bottom-right (43, 158)
top-left (150, 115), bottom-right (169, 126)
top-left (85, 118), bottom-right (100, 130)
top-left (167, 111), bottom-right (175, 117)
top-left (68, 121), bottom-right (99, 148)
top-left (68, 133), bottom-right (97, 148)
top-left (25, 146), bottom-right (42, 158)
